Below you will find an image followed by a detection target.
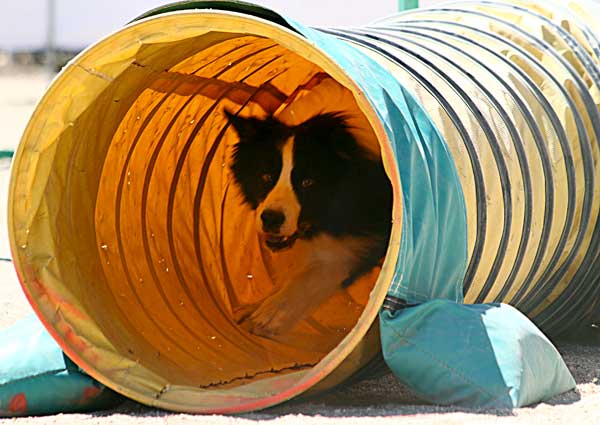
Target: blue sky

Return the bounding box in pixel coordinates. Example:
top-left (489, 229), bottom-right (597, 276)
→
top-left (1, 0), bottom-right (432, 50)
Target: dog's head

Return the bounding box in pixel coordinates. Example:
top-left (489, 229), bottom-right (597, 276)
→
top-left (226, 109), bottom-right (360, 252)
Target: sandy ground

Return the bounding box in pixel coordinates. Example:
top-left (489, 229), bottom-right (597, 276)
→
top-left (0, 67), bottom-right (599, 424)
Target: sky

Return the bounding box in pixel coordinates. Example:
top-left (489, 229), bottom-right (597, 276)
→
top-left (0, 0), bottom-right (440, 51)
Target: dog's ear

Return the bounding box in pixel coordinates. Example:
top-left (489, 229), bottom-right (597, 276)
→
top-left (224, 109), bottom-right (265, 141)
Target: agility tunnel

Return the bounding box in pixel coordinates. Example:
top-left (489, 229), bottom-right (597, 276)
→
top-left (6, 0), bottom-right (600, 414)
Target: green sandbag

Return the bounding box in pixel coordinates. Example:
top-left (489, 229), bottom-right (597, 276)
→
top-left (0, 315), bottom-right (124, 417)
top-left (380, 300), bottom-right (575, 408)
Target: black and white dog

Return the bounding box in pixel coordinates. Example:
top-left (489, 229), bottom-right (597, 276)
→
top-left (226, 109), bottom-right (392, 337)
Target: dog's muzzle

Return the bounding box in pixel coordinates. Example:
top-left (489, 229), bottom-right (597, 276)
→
top-left (262, 222), bottom-right (312, 252)
top-left (264, 233), bottom-right (298, 251)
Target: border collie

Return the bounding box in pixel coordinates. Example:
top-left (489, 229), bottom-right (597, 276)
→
top-left (226, 109), bottom-right (392, 337)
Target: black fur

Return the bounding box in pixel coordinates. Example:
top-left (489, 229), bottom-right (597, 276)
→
top-left (226, 109), bottom-right (393, 283)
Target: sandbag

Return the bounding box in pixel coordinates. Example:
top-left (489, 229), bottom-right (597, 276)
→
top-left (0, 315), bottom-right (124, 417)
top-left (380, 301), bottom-right (575, 408)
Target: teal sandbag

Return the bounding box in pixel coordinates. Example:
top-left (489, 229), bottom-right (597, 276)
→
top-left (380, 300), bottom-right (575, 408)
top-left (0, 315), bottom-right (124, 417)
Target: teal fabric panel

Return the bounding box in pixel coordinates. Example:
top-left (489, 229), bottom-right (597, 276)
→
top-left (0, 315), bottom-right (123, 417)
top-left (380, 300), bottom-right (575, 408)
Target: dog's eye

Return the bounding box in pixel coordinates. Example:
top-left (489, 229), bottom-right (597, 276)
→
top-left (301, 178), bottom-right (315, 189)
top-left (261, 173), bottom-right (274, 183)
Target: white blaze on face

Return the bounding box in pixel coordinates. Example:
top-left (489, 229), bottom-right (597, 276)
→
top-left (256, 137), bottom-right (301, 236)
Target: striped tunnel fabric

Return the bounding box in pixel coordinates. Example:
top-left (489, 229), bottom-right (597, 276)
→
top-left (324, 0), bottom-right (600, 334)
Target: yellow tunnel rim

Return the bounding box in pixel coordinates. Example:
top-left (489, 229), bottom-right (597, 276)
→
top-left (8, 9), bottom-right (403, 413)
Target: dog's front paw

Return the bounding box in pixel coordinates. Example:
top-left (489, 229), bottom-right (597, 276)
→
top-left (242, 295), bottom-right (298, 337)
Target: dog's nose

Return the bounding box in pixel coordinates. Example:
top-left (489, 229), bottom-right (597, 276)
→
top-left (261, 209), bottom-right (285, 233)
